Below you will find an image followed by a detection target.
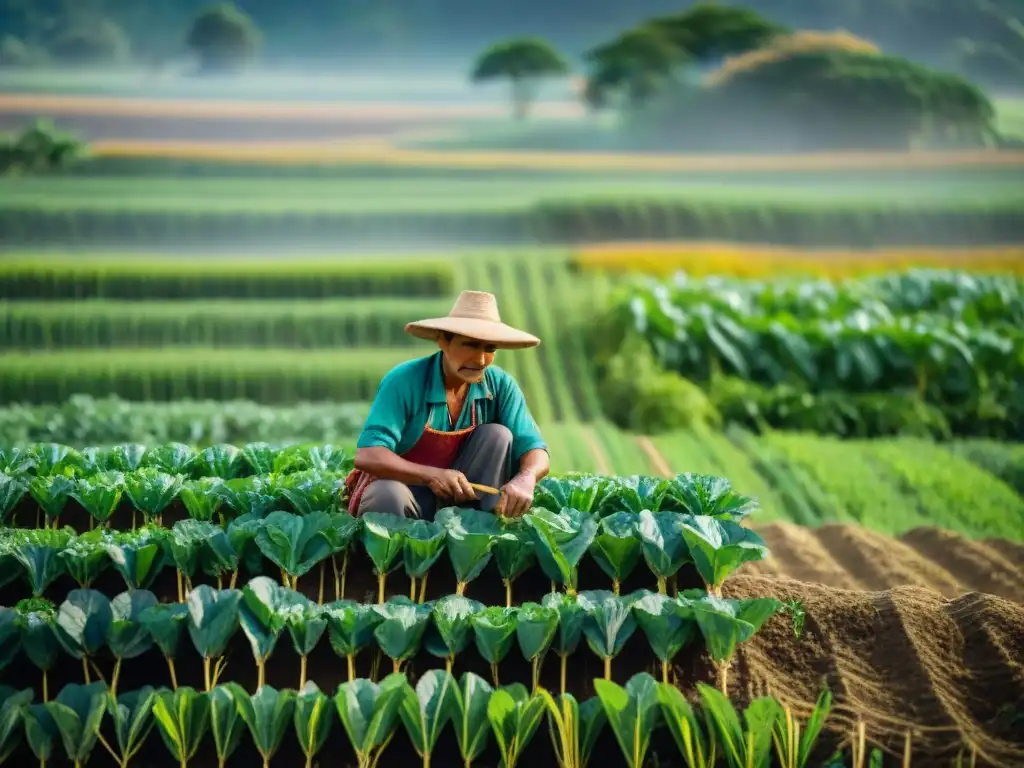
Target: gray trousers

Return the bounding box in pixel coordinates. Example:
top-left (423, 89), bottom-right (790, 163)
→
top-left (358, 423), bottom-right (514, 521)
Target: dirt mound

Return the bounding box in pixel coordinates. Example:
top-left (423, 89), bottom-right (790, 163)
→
top-left (725, 575), bottom-right (1024, 767)
top-left (747, 522), bottom-right (1024, 603)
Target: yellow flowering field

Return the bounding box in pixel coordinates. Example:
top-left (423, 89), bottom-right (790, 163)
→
top-left (571, 242), bottom-right (1024, 277)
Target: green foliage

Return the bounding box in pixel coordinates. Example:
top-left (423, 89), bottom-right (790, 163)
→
top-left (471, 38), bottom-right (570, 119)
top-left (186, 3), bottom-right (261, 74)
top-left (0, 121), bottom-right (85, 176)
top-left (49, 19), bottom-right (130, 64)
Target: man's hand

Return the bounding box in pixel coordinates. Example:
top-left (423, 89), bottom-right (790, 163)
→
top-left (427, 468), bottom-right (477, 503)
top-left (496, 472), bottom-right (536, 518)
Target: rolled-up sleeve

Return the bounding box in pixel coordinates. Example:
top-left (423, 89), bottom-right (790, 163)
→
top-left (357, 369), bottom-right (408, 452)
top-left (496, 372), bottom-right (547, 461)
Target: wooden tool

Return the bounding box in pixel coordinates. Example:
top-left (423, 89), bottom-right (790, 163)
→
top-left (471, 483), bottom-right (501, 495)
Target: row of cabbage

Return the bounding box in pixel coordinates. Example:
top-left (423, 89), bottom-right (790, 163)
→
top-left (0, 502), bottom-right (767, 606)
top-left (627, 269), bottom-right (1024, 327)
top-left (0, 670), bottom-right (833, 768)
top-left (0, 441), bottom-right (353, 482)
top-left (4, 580), bottom-right (778, 700)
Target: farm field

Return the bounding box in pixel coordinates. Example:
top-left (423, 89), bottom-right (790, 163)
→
top-left (3, 83), bottom-right (1024, 766)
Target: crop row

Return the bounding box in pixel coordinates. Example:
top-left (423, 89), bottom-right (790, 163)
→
top-left (603, 286), bottom-right (1024, 429)
top-left (1, 202), bottom-right (1022, 247)
top-left (3, 580), bottom-right (779, 696)
top-left (609, 269), bottom-right (1024, 328)
top-left (0, 297), bottom-right (451, 349)
top-left (571, 243), bottom-right (1024, 278)
top-left (0, 257), bottom-right (454, 301)
top-left (0, 348), bottom-right (411, 404)
top-left (0, 487), bottom-right (765, 601)
top-left (0, 671), bottom-right (834, 768)
top-left (0, 396), bottom-right (369, 447)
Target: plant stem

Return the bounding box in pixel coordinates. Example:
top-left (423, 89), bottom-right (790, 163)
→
top-left (281, 568), bottom-right (290, 588)
top-left (348, 654), bottom-right (356, 681)
top-left (560, 654), bottom-right (567, 696)
top-left (166, 656), bottom-right (178, 690)
top-left (718, 661), bottom-right (729, 696)
top-left (332, 554), bottom-right (341, 600)
top-left (300, 655), bottom-right (307, 689)
top-left (604, 657), bottom-right (611, 681)
top-left (90, 659), bottom-right (107, 683)
top-left (393, 658), bottom-right (402, 674)
top-left (82, 657), bottom-right (91, 683)
top-left (204, 657), bottom-right (212, 691)
top-left (229, 570), bottom-right (238, 589)
top-left (176, 569), bottom-right (183, 603)
top-left (42, 669), bottom-right (48, 702)
top-left (531, 657), bottom-right (540, 692)
top-left (111, 658), bottom-right (122, 697)
top-left (213, 656), bottom-right (227, 687)
top-left (340, 548), bottom-right (349, 599)
top-left (410, 577), bottom-right (417, 601)
top-left (418, 572), bottom-right (429, 603)
top-left (657, 577), bottom-right (667, 595)
top-left (217, 574), bottom-right (223, 590)
top-left (446, 657), bottom-right (453, 675)
top-left (378, 572), bottom-right (386, 604)
top-left (612, 578), bottom-right (620, 596)
top-left (504, 578), bottom-right (512, 608)
top-left (670, 574), bottom-right (678, 598)
top-left (318, 560), bottom-right (326, 604)
top-left (491, 663), bottom-right (500, 688)
top-left (456, 581), bottom-right (466, 596)
top-left (258, 661), bottom-right (265, 690)
top-left (662, 660), bottom-right (669, 685)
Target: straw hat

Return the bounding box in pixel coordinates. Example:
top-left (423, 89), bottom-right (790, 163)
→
top-left (404, 290), bottom-right (541, 349)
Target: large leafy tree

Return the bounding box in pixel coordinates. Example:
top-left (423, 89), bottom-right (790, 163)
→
top-left (470, 37), bottom-right (570, 119)
top-left (185, 2), bottom-right (261, 74)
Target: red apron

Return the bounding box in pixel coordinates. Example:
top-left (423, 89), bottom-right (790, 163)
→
top-left (345, 401), bottom-right (479, 516)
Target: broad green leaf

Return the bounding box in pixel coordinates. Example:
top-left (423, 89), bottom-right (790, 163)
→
top-left (691, 595), bottom-right (782, 664)
top-left (402, 519), bottom-right (446, 579)
top-left (152, 687), bottom-right (210, 765)
top-left (399, 670), bottom-right (455, 764)
top-left (106, 526), bottom-right (170, 590)
top-left (284, 596), bottom-right (328, 658)
top-left (23, 704), bottom-right (58, 763)
top-left (242, 442), bottom-right (280, 475)
top-left (124, 468), bottom-right (183, 520)
top-left (515, 602), bottom-right (559, 663)
top-left (186, 585), bottom-right (242, 661)
top-left (238, 576), bottom-right (291, 675)
top-left (28, 443), bottom-right (79, 476)
top-left (69, 471), bottom-right (124, 524)
top-left (631, 590), bottom-right (698, 671)
top-left (13, 527), bottom-right (73, 596)
top-left (594, 673), bottom-right (660, 768)
top-left (426, 594), bottom-right (485, 664)
top-left (471, 606), bottom-right (519, 667)
top-left (107, 589), bottom-right (158, 661)
top-left (143, 443), bottom-right (197, 475)
top-left (227, 683), bottom-right (296, 765)
top-left (209, 685), bottom-right (245, 766)
top-left (636, 510), bottom-right (691, 586)
top-left (179, 477), bottom-right (224, 522)
top-left (373, 597), bottom-right (433, 666)
top-left (589, 512), bottom-right (642, 590)
top-left (577, 590), bottom-right (638, 667)
top-left (666, 473), bottom-right (757, 521)
top-left (227, 513), bottom-right (265, 576)
top-left (0, 608), bottom-right (19, 675)
top-left (436, 507), bottom-right (513, 588)
top-left (525, 507), bottom-right (597, 591)
top-left (679, 516), bottom-right (769, 591)
top-left (487, 683), bottom-right (546, 768)
top-left (451, 672), bottom-right (493, 766)
top-left (217, 475), bottom-right (284, 518)
top-left (256, 510), bottom-right (333, 578)
top-left (361, 512), bottom-right (411, 576)
top-left (657, 683), bottom-right (712, 768)
top-left (54, 588), bottom-right (113, 660)
top-left (44, 681), bottom-right (108, 764)
top-left (0, 473), bottom-right (27, 524)
top-left (108, 443), bottom-right (147, 472)
top-left (17, 600), bottom-right (60, 674)
top-left (28, 475), bottom-right (74, 521)
top-left (195, 444), bottom-right (243, 479)
top-left (139, 602), bottom-right (188, 659)
top-left (294, 682), bottom-right (333, 765)
top-left (697, 683), bottom-right (778, 768)
top-left (280, 470), bottom-right (340, 516)
top-left (541, 592), bottom-right (586, 658)
top-left (107, 686), bottom-right (157, 767)
top-left (492, 517), bottom-right (537, 584)
top-left (59, 528), bottom-right (113, 587)
top-left (325, 600), bottom-right (383, 660)
top-left (534, 475), bottom-right (611, 515)
top-left (334, 674), bottom-right (406, 766)
top-left (0, 685), bottom-right (33, 762)
top-left (601, 476), bottom-right (668, 517)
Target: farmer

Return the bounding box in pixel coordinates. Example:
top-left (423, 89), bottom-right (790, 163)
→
top-left (346, 290), bottom-right (549, 520)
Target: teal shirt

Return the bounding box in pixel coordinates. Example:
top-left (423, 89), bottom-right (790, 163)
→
top-left (357, 351), bottom-right (547, 462)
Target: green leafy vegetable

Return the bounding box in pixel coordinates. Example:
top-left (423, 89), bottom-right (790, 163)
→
top-left (334, 674), bottom-right (407, 768)
top-left (360, 512), bottom-right (411, 603)
top-left (594, 673), bottom-right (660, 768)
top-left (152, 687), bottom-right (210, 768)
top-left (59, 528), bottom-right (113, 588)
top-left (43, 681), bottom-right (108, 766)
top-left (143, 443), bottom-right (197, 475)
top-left (139, 602), bottom-right (188, 689)
top-left (403, 519), bottom-right (446, 603)
top-left (54, 588), bottom-right (113, 684)
top-left (636, 510), bottom-right (691, 594)
top-left (692, 595), bottom-right (783, 694)
top-left (179, 477), bottom-right (225, 523)
top-left (426, 594), bottom-right (485, 673)
top-left (70, 471), bottom-right (124, 526)
top-left (487, 683), bottom-right (547, 768)
top-left (195, 444), bottom-right (243, 479)
top-left (657, 682), bottom-right (713, 768)
top-left (13, 527), bottom-right (73, 596)
top-left (631, 590), bottom-right (698, 683)
top-left (238, 576), bottom-right (291, 689)
top-left (666, 473), bottom-right (757, 521)
top-left (492, 517), bottom-right (537, 607)
top-left (698, 683), bottom-right (778, 768)
top-left (294, 682), bottom-right (333, 768)
top-left (103, 686), bottom-right (157, 768)
top-left (256, 510), bottom-right (333, 589)
top-left (284, 596), bottom-right (328, 689)
top-left (107, 589), bottom-right (158, 696)
top-left (577, 590), bottom-right (638, 680)
top-left (28, 474), bottom-right (75, 524)
top-left (0, 472), bottom-right (27, 525)
top-left (124, 468), bottom-right (183, 523)
top-left (186, 585), bottom-right (242, 691)
top-left (436, 508), bottom-right (512, 596)
top-left (542, 592), bottom-right (585, 696)
top-left (209, 685), bottom-right (246, 768)
top-left (471, 606), bottom-right (519, 687)
top-left (0, 684), bottom-right (33, 762)
top-left (16, 599), bottom-right (59, 700)
top-left (228, 683), bottom-right (297, 768)
top-left (678, 516), bottom-right (770, 594)
top-left (373, 596), bottom-right (433, 674)
top-left (451, 672), bottom-right (493, 767)
top-left (399, 669), bottom-right (455, 768)
top-left (515, 602), bottom-right (559, 692)
top-left (106, 526), bottom-right (170, 590)
top-left (589, 512), bottom-right (642, 594)
top-left (526, 507), bottom-right (597, 595)
top-left (325, 600), bottom-right (383, 681)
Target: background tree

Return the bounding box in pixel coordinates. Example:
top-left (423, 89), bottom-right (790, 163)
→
top-left (583, 26), bottom-right (682, 110)
top-left (185, 3), bottom-right (261, 74)
top-left (48, 19), bottom-right (131, 65)
top-left (649, 2), bottom-right (787, 62)
top-left (0, 120), bottom-right (86, 175)
top-left (470, 38), bottom-right (570, 119)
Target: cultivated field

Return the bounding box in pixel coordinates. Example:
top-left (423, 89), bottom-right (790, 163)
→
top-left (1, 85), bottom-right (1023, 766)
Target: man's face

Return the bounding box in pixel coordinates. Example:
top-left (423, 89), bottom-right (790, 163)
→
top-left (439, 334), bottom-right (497, 384)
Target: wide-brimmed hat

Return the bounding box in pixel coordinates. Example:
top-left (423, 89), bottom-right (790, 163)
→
top-left (404, 290), bottom-right (541, 349)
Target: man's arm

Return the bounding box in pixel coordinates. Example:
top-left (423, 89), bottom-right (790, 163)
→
top-left (515, 447), bottom-right (550, 483)
top-left (494, 372), bottom-right (549, 517)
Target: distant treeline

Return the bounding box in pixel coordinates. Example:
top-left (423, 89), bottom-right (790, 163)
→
top-left (1, 0), bottom-right (1022, 77)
